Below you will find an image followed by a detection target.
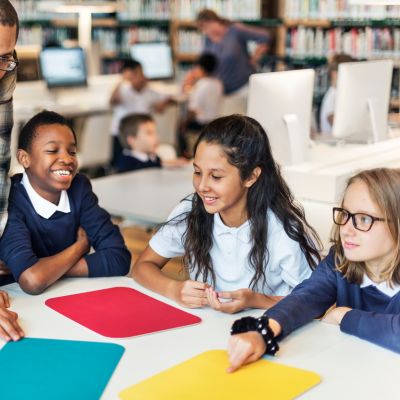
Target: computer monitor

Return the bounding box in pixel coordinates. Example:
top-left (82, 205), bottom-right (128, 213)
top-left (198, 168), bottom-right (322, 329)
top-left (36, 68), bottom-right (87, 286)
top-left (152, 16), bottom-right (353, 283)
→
top-left (130, 42), bottom-right (174, 80)
top-left (39, 47), bottom-right (87, 88)
top-left (247, 69), bottom-right (315, 165)
top-left (332, 59), bottom-right (393, 142)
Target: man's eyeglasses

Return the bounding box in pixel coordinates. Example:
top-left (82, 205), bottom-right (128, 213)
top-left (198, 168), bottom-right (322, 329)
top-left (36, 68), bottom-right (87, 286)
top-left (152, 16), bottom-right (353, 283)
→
top-left (0, 57), bottom-right (19, 72)
top-left (332, 207), bottom-right (385, 232)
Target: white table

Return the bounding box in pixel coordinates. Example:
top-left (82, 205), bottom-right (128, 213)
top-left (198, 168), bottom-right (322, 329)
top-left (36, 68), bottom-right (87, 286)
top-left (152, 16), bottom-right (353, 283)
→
top-left (2, 277), bottom-right (398, 399)
top-left (92, 167), bottom-right (194, 226)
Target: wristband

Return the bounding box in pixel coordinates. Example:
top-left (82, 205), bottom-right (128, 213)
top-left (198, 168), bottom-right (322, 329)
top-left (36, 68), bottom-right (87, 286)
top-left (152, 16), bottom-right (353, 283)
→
top-left (230, 315), bottom-right (279, 356)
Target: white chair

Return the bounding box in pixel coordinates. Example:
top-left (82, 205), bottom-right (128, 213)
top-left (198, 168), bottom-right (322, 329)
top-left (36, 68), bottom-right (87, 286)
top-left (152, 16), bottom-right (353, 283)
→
top-left (77, 111), bottom-right (112, 170)
top-left (152, 104), bottom-right (179, 147)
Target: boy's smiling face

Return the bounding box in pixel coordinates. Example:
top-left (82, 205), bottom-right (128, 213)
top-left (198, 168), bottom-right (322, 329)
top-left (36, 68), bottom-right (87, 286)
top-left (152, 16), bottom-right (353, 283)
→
top-left (17, 123), bottom-right (78, 205)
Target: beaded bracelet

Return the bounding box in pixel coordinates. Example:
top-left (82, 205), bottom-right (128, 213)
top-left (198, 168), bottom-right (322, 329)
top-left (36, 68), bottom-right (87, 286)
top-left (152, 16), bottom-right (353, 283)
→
top-left (230, 315), bottom-right (279, 356)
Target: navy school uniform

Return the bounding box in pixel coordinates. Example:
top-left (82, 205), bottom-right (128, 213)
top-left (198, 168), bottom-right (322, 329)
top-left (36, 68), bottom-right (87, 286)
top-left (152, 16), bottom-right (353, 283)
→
top-left (265, 248), bottom-right (400, 353)
top-left (115, 150), bottom-right (161, 173)
top-left (0, 173), bottom-right (131, 282)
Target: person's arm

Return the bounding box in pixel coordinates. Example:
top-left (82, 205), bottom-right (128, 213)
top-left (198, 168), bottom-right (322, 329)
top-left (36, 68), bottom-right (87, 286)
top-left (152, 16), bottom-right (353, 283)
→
top-left (225, 253), bottom-right (338, 371)
top-left (78, 176), bottom-right (131, 277)
top-left (131, 245), bottom-right (208, 308)
top-left (338, 309), bottom-right (400, 353)
top-left (0, 206), bottom-right (90, 294)
top-left (0, 69), bottom-right (16, 236)
top-left (17, 227), bottom-right (89, 295)
top-left (109, 81), bottom-right (123, 106)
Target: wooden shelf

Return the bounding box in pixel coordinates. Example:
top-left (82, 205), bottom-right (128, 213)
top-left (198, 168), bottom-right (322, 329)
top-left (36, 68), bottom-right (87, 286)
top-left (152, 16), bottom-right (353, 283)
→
top-left (284, 19), bottom-right (331, 28)
top-left (174, 53), bottom-right (199, 62)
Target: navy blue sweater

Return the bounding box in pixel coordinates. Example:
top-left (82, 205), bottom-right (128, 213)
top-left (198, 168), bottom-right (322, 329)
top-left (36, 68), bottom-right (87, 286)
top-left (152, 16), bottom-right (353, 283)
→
top-left (0, 173), bottom-right (131, 281)
top-left (116, 153), bottom-right (161, 173)
top-left (266, 249), bottom-right (400, 353)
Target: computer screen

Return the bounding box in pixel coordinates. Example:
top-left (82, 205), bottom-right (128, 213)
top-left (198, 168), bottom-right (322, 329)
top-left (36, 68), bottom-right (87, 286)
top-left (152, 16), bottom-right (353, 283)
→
top-left (39, 47), bottom-right (87, 88)
top-left (247, 69), bottom-right (315, 165)
top-left (130, 42), bottom-right (174, 80)
top-left (332, 59), bottom-right (393, 142)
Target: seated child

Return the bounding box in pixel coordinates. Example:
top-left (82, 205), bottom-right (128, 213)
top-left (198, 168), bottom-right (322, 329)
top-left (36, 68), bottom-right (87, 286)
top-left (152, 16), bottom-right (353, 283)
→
top-left (179, 53), bottom-right (223, 155)
top-left (132, 115), bottom-right (321, 313)
top-left (0, 110), bottom-right (131, 295)
top-left (116, 113), bottom-right (188, 173)
top-left (319, 53), bottom-right (354, 135)
top-left (227, 167), bottom-right (400, 372)
top-left (109, 59), bottom-right (173, 166)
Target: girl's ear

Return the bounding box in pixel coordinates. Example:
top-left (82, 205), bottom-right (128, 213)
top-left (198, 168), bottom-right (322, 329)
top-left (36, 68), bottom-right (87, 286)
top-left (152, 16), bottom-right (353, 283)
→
top-left (17, 149), bottom-right (30, 169)
top-left (244, 166), bottom-right (261, 188)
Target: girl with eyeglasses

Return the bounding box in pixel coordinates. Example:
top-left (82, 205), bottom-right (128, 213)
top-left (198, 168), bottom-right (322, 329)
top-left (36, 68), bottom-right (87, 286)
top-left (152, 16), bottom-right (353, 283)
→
top-left (227, 168), bottom-right (400, 372)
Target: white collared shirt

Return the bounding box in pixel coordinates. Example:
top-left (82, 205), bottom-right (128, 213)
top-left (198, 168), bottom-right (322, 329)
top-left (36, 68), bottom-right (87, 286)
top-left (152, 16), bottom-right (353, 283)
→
top-left (361, 274), bottom-right (400, 298)
top-left (149, 198), bottom-right (312, 295)
top-left (21, 172), bottom-right (71, 219)
top-left (123, 149), bottom-right (158, 163)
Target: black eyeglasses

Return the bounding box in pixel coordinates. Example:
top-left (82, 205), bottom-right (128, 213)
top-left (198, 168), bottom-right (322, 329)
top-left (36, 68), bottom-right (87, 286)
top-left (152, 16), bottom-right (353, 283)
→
top-left (332, 207), bottom-right (385, 232)
top-left (0, 56), bottom-right (19, 72)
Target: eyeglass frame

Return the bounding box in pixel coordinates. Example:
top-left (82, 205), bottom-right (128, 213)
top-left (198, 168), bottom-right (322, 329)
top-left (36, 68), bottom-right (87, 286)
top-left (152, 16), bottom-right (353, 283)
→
top-left (0, 55), bottom-right (19, 72)
top-left (332, 207), bottom-right (386, 232)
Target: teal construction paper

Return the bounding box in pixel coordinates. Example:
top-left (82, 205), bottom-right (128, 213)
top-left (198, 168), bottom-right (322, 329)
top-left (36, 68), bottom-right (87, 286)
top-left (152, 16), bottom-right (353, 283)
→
top-left (0, 337), bottom-right (124, 400)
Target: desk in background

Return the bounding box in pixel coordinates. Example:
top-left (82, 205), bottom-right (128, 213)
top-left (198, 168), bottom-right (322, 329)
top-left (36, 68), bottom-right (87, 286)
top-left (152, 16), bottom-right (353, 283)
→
top-left (2, 276), bottom-right (399, 399)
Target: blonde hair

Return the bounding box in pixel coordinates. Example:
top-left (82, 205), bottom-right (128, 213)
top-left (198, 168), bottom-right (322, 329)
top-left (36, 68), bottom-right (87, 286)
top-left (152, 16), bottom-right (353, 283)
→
top-left (332, 168), bottom-right (400, 285)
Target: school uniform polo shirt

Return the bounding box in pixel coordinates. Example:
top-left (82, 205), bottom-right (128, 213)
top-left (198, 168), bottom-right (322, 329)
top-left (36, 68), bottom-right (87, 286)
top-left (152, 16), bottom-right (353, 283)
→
top-left (149, 198), bottom-right (312, 294)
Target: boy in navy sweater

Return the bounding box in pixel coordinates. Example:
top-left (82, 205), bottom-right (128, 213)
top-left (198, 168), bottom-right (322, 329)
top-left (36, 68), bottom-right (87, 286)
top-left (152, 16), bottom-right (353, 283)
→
top-left (116, 113), bottom-right (187, 173)
top-left (0, 111), bottom-right (131, 295)
top-left (225, 168), bottom-right (400, 371)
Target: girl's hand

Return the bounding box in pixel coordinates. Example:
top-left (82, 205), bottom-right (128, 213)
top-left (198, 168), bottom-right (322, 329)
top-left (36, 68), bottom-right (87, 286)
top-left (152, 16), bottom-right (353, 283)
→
top-left (171, 280), bottom-right (209, 308)
top-left (76, 227), bottom-right (90, 255)
top-left (0, 307), bottom-right (24, 342)
top-left (322, 306), bottom-right (352, 325)
top-left (0, 290), bottom-right (10, 308)
top-left (227, 331), bottom-right (266, 373)
top-left (206, 287), bottom-right (253, 314)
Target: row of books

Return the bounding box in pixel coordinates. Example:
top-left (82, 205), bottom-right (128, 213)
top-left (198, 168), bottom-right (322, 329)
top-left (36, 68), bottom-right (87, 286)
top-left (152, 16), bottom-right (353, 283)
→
top-left (120, 27), bottom-right (168, 53)
top-left (117, 0), bottom-right (171, 20)
top-left (284, 0), bottom-right (400, 20)
top-left (13, 0), bottom-right (76, 21)
top-left (286, 27), bottom-right (400, 59)
top-left (173, 0), bottom-right (262, 20)
top-left (176, 30), bottom-right (203, 54)
top-left (18, 26), bottom-right (75, 46)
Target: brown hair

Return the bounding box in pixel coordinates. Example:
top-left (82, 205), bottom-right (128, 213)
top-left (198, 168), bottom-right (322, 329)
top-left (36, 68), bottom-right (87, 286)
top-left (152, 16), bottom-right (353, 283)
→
top-left (329, 53), bottom-right (354, 73)
top-left (0, 0), bottom-right (19, 40)
top-left (332, 168), bottom-right (400, 285)
top-left (196, 9), bottom-right (230, 27)
top-left (119, 113), bottom-right (154, 149)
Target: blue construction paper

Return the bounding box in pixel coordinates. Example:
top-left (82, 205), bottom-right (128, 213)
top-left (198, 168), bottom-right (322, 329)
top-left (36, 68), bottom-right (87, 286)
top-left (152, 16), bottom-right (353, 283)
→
top-left (0, 337), bottom-right (124, 400)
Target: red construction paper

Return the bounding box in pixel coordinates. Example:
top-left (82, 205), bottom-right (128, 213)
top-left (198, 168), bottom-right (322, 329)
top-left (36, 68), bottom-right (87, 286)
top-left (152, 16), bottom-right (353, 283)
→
top-left (45, 287), bottom-right (201, 338)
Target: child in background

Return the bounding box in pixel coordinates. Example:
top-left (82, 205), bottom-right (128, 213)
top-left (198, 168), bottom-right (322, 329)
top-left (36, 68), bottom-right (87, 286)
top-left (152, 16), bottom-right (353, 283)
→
top-left (179, 53), bottom-right (223, 156)
top-left (132, 114), bottom-right (321, 312)
top-left (0, 111), bottom-right (131, 295)
top-left (109, 59), bottom-right (172, 166)
top-left (319, 53), bottom-right (354, 134)
top-left (116, 113), bottom-right (188, 173)
top-left (227, 168), bottom-right (400, 372)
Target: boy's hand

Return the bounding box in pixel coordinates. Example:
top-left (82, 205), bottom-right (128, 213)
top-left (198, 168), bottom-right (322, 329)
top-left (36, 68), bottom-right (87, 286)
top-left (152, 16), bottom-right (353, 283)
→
top-left (170, 280), bottom-right (209, 308)
top-left (227, 331), bottom-right (266, 373)
top-left (0, 290), bottom-right (10, 308)
top-left (0, 307), bottom-right (24, 342)
top-left (206, 287), bottom-right (252, 314)
top-left (76, 227), bottom-right (90, 254)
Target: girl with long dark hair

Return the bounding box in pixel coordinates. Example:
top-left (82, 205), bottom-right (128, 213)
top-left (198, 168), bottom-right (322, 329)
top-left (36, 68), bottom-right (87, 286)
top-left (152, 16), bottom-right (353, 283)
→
top-left (132, 114), bottom-right (321, 313)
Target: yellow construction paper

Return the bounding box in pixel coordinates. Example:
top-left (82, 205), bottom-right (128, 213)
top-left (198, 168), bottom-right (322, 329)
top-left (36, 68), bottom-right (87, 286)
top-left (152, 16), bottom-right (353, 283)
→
top-left (119, 350), bottom-right (320, 400)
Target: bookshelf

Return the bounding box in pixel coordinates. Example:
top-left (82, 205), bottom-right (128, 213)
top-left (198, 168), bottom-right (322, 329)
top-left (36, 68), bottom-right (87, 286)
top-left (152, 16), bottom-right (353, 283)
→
top-left (11, 0), bottom-right (400, 104)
